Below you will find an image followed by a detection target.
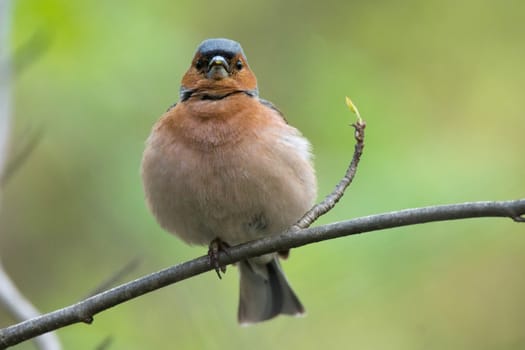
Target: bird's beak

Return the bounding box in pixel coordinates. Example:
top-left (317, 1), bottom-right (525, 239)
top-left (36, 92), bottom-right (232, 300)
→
top-left (207, 56), bottom-right (230, 80)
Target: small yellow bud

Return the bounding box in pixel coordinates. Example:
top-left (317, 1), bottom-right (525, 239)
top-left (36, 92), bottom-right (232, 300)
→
top-left (345, 96), bottom-right (362, 123)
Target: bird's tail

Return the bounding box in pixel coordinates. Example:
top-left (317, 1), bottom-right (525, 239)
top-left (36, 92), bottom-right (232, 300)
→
top-left (238, 257), bottom-right (304, 324)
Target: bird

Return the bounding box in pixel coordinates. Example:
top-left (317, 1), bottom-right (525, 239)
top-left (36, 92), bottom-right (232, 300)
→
top-left (141, 38), bottom-right (317, 324)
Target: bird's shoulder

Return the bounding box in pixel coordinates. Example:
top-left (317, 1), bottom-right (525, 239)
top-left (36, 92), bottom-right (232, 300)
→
top-left (166, 102), bottom-right (177, 112)
top-left (256, 97), bottom-right (288, 124)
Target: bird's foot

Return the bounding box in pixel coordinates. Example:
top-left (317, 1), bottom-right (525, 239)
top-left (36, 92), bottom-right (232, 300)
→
top-left (278, 249), bottom-right (290, 259)
top-left (208, 238), bottom-right (231, 279)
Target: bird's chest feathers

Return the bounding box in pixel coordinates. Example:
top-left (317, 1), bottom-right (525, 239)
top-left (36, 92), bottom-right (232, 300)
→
top-left (163, 97), bottom-right (276, 206)
top-left (145, 96), bottom-right (314, 244)
top-left (175, 97), bottom-right (257, 150)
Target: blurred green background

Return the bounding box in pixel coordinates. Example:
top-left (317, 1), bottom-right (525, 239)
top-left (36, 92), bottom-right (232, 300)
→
top-left (1, 0), bottom-right (525, 349)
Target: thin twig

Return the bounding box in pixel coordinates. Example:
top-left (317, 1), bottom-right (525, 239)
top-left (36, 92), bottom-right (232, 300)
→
top-left (12, 30), bottom-right (51, 77)
top-left (84, 258), bottom-right (141, 299)
top-left (293, 119), bottom-right (365, 230)
top-left (1, 126), bottom-right (43, 186)
top-left (93, 336), bottom-right (113, 350)
top-left (0, 199), bottom-right (524, 348)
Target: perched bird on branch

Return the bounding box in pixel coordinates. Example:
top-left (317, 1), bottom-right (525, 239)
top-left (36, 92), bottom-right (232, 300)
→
top-left (141, 38), bottom-right (317, 324)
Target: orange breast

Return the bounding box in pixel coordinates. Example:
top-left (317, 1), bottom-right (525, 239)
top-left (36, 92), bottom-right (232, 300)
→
top-left (158, 93), bottom-right (282, 151)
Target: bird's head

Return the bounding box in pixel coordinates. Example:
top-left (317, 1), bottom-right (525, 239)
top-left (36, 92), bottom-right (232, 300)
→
top-left (180, 38), bottom-right (258, 98)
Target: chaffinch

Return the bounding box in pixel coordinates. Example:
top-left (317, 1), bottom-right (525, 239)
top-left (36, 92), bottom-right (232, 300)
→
top-left (141, 38), bottom-right (317, 324)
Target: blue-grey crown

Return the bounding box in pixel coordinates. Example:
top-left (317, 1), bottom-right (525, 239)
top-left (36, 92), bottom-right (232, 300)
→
top-left (196, 38), bottom-right (247, 61)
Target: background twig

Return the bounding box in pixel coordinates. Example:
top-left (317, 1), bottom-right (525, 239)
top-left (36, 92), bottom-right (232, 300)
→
top-left (0, 1), bottom-right (61, 349)
top-left (84, 258), bottom-right (141, 299)
top-left (0, 0), bottom-right (12, 168)
top-left (1, 126), bottom-right (43, 186)
top-left (12, 30), bottom-right (51, 77)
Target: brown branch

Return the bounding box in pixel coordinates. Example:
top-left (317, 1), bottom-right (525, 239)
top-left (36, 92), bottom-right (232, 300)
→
top-left (0, 199), bottom-right (524, 348)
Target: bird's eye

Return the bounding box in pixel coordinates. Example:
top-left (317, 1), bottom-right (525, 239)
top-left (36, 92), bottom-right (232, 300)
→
top-left (235, 59), bottom-right (243, 70)
top-left (195, 59), bottom-right (203, 70)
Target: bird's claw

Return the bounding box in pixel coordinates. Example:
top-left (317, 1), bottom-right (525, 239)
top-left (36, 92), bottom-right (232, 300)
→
top-left (208, 238), bottom-right (231, 279)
